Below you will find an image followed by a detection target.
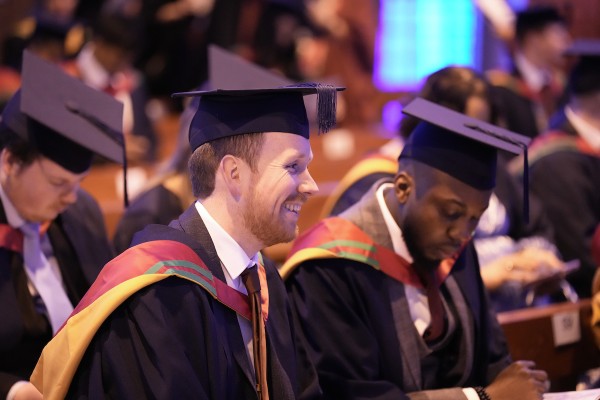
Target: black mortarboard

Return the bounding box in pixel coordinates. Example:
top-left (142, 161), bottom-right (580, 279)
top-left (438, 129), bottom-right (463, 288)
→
top-left (563, 39), bottom-right (600, 97)
top-left (400, 98), bottom-right (532, 218)
top-left (173, 83), bottom-right (344, 151)
top-left (564, 39), bottom-right (600, 57)
top-left (0, 50), bottom-right (128, 202)
top-left (209, 44), bottom-right (293, 90)
top-left (1, 50), bottom-right (124, 171)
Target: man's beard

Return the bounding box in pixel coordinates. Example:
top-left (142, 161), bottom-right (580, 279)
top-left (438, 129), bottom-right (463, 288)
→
top-left (401, 216), bottom-right (439, 272)
top-left (242, 187), bottom-right (298, 248)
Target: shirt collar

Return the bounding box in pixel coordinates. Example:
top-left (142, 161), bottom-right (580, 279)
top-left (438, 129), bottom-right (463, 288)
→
top-left (514, 52), bottom-right (548, 92)
top-left (0, 182), bottom-right (26, 228)
top-left (76, 43), bottom-right (111, 90)
top-left (194, 200), bottom-right (258, 282)
top-left (565, 105), bottom-right (600, 150)
top-left (375, 183), bottom-right (413, 263)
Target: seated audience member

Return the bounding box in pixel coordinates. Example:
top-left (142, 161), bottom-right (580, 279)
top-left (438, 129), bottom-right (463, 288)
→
top-left (65, 13), bottom-right (158, 162)
top-left (0, 51), bottom-right (121, 399)
top-left (0, 16), bottom-right (86, 111)
top-left (512, 40), bottom-right (600, 298)
top-left (324, 66), bottom-right (568, 312)
top-left (31, 83), bottom-right (343, 399)
top-left (283, 98), bottom-right (550, 399)
top-left (487, 6), bottom-right (571, 138)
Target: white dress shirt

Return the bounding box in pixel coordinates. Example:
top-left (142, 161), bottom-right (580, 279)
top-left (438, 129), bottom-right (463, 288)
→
top-left (376, 183), bottom-right (481, 399)
top-left (194, 200), bottom-right (259, 367)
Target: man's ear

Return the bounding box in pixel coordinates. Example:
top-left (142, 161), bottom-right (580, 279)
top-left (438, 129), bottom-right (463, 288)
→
top-left (220, 155), bottom-right (242, 199)
top-left (394, 172), bottom-right (413, 204)
top-left (0, 148), bottom-right (19, 177)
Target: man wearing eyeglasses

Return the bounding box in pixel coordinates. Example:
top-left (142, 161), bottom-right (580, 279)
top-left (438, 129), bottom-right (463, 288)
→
top-left (0, 51), bottom-right (123, 400)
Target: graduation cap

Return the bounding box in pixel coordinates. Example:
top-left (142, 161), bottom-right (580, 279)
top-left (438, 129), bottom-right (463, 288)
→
top-left (563, 39), bottom-right (600, 97)
top-left (400, 97), bottom-right (532, 220)
top-left (173, 83), bottom-right (344, 151)
top-left (206, 45), bottom-right (325, 140)
top-left (564, 39), bottom-right (600, 57)
top-left (208, 44), bottom-right (293, 90)
top-left (0, 50), bottom-right (128, 203)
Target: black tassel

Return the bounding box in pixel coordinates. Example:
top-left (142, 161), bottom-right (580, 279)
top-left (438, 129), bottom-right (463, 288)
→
top-left (294, 82), bottom-right (337, 134)
top-left (523, 145), bottom-right (529, 225)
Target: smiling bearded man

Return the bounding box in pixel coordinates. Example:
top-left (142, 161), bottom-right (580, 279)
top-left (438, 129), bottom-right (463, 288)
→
top-left (32, 83), bottom-right (343, 400)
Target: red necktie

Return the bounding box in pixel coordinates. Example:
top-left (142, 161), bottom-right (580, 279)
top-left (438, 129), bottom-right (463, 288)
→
top-left (421, 270), bottom-right (446, 342)
top-left (241, 265), bottom-right (269, 400)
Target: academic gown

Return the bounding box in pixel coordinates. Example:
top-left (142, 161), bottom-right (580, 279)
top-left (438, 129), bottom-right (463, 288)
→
top-left (285, 182), bottom-right (512, 400)
top-left (67, 205), bottom-right (322, 400)
top-left (112, 184), bottom-right (184, 253)
top-left (528, 111), bottom-right (600, 298)
top-left (0, 190), bottom-right (113, 398)
top-left (487, 66), bottom-right (564, 139)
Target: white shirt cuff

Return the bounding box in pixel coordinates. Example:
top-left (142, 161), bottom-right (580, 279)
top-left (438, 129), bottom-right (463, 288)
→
top-left (463, 387), bottom-right (482, 400)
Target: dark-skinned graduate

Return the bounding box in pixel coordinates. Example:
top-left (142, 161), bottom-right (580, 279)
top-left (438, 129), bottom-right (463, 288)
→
top-left (282, 98), bottom-right (551, 400)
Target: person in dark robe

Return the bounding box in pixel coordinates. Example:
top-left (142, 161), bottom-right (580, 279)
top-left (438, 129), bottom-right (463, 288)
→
top-left (511, 39), bottom-right (600, 298)
top-left (487, 6), bottom-right (571, 139)
top-left (283, 98), bottom-right (550, 399)
top-left (31, 82), bottom-right (343, 399)
top-left (323, 66), bottom-right (569, 312)
top-left (0, 51), bottom-right (122, 399)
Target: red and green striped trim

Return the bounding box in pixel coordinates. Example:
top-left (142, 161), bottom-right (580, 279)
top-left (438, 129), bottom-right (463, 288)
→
top-left (145, 259), bottom-right (217, 297)
top-left (282, 217), bottom-right (458, 288)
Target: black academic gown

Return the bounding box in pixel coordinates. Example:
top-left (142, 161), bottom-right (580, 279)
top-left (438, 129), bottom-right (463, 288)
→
top-left (0, 190), bottom-right (113, 398)
top-left (112, 184), bottom-right (184, 253)
top-left (488, 66), bottom-right (551, 139)
top-left (285, 183), bottom-right (511, 400)
top-left (68, 205), bottom-right (322, 400)
top-left (529, 111), bottom-right (600, 297)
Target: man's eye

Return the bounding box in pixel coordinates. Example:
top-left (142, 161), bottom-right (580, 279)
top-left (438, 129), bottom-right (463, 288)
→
top-left (443, 210), bottom-right (462, 221)
top-left (286, 163), bottom-right (299, 171)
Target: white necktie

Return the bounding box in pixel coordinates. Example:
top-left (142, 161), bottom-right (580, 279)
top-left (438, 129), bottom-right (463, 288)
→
top-left (20, 222), bottom-right (73, 333)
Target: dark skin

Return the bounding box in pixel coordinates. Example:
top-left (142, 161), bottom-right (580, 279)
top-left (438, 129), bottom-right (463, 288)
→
top-left (384, 160), bottom-right (549, 400)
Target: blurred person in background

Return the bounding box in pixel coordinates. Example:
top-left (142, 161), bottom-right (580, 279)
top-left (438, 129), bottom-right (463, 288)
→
top-left (64, 12), bottom-right (158, 163)
top-left (488, 6), bottom-right (571, 139)
top-left (511, 40), bottom-right (600, 299)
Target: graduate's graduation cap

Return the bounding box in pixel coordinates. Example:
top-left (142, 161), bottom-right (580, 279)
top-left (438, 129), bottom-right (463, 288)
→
top-left (174, 46), bottom-right (344, 151)
top-left (563, 39), bottom-right (600, 97)
top-left (400, 97), bottom-right (532, 220)
top-left (0, 50), bottom-right (128, 204)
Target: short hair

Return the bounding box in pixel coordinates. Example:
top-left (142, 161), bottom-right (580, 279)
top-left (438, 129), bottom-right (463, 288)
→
top-left (515, 6), bottom-right (566, 43)
top-left (189, 132), bottom-right (265, 199)
top-left (0, 122), bottom-right (39, 166)
top-left (399, 66), bottom-right (492, 139)
top-left (92, 13), bottom-right (140, 52)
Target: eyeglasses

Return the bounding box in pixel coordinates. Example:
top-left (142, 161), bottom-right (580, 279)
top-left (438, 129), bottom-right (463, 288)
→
top-left (35, 158), bottom-right (84, 195)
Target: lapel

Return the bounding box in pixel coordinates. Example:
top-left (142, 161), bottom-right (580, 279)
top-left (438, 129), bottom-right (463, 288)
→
top-left (174, 205), bottom-right (257, 390)
top-left (0, 199), bottom-right (25, 348)
top-left (342, 183), bottom-right (425, 388)
top-left (341, 179), bottom-right (394, 249)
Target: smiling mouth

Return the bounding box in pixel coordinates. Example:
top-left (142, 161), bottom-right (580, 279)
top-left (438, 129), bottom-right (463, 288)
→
top-left (283, 203), bottom-right (302, 215)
